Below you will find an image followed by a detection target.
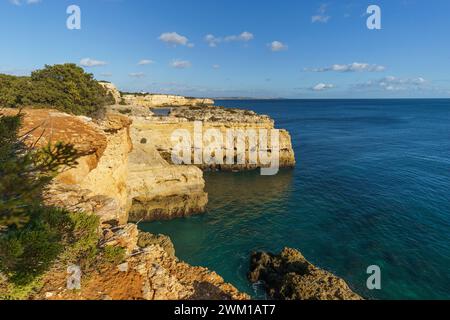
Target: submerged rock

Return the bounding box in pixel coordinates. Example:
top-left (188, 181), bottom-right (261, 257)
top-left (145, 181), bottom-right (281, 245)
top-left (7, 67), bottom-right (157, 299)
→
top-left (249, 248), bottom-right (363, 300)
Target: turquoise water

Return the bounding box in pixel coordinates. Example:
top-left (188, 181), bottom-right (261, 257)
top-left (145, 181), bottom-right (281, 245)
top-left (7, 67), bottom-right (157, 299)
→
top-left (140, 99), bottom-right (450, 300)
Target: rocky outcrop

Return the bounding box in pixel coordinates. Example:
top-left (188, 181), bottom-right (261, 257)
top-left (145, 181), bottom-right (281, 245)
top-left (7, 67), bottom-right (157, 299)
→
top-left (137, 233), bottom-right (175, 257)
top-left (126, 112), bottom-right (208, 222)
top-left (34, 224), bottom-right (248, 300)
top-left (137, 105), bottom-right (296, 172)
top-left (108, 104), bottom-right (154, 118)
top-left (122, 93), bottom-right (214, 108)
top-left (110, 101), bottom-right (296, 221)
top-left (98, 82), bottom-right (214, 108)
top-left (249, 248), bottom-right (363, 300)
top-left (99, 82), bottom-right (122, 104)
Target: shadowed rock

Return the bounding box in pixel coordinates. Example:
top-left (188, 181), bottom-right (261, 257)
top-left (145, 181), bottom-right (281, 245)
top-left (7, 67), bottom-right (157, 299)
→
top-left (249, 247), bottom-right (363, 300)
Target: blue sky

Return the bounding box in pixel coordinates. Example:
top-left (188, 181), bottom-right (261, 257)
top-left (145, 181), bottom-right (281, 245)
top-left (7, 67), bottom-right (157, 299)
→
top-left (1, 0), bottom-right (450, 98)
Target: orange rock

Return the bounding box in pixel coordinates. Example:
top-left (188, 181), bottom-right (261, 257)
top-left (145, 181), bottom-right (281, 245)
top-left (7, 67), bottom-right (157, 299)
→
top-left (1, 108), bottom-right (107, 173)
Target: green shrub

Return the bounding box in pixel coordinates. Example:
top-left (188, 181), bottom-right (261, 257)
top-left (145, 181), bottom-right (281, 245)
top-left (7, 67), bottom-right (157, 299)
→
top-left (0, 207), bottom-right (71, 285)
top-left (0, 277), bottom-right (43, 300)
top-left (60, 212), bottom-right (100, 270)
top-left (0, 208), bottom-right (101, 298)
top-left (0, 64), bottom-right (115, 116)
top-left (0, 113), bottom-right (80, 229)
top-left (0, 112), bottom-right (101, 297)
top-left (103, 246), bottom-right (126, 265)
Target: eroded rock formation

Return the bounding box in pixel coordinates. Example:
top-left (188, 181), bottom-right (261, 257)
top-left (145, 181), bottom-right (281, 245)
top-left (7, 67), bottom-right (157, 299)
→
top-left (99, 82), bottom-right (122, 104)
top-left (130, 105), bottom-right (296, 172)
top-left (249, 248), bottom-right (363, 300)
top-left (126, 111), bottom-right (208, 222)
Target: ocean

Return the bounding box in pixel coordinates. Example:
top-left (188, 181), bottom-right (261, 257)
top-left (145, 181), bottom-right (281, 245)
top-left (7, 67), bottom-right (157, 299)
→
top-left (140, 99), bottom-right (450, 300)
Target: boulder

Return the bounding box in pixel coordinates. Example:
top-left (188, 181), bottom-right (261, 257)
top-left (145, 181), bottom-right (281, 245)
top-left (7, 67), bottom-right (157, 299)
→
top-left (249, 248), bottom-right (363, 300)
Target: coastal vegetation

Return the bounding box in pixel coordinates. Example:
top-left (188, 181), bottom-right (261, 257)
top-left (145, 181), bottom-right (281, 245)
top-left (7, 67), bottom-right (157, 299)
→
top-left (0, 112), bottom-right (106, 299)
top-left (0, 64), bottom-right (115, 116)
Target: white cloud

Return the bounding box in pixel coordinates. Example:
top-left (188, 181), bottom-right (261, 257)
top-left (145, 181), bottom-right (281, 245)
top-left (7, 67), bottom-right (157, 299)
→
top-left (170, 59), bottom-right (192, 69)
top-left (312, 15), bottom-right (330, 23)
top-left (129, 72), bottom-right (146, 78)
top-left (312, 4), bottom-right (330, 23)
top-left (158, 32), bottom-right (193, 47)
top-left (10, 0), bottom-right (41, 5)
top-left (138, 59), bottom-right (154, 65)
top-left (212, 64), bottom-right (220, 69)
top-left (205, 34), bottom-right (221, 47)
top-left (224, 31), bottom-right (254, 42)
top-left (307, 62), bottom-right (386, 73)
top-left (269, 41), bottom-right (288, 52)
top-left (79, 58), bottom-right (107, 67)
top-left (205, 31), bottom-right (254, 47)
top-left (312, 83), bottom-right (335, 91)
top-left (358, 76), bottom-right (427, 91)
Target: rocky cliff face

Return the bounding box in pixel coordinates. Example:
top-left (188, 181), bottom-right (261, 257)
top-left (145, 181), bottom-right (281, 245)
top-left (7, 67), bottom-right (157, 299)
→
top-left (122, 93), bottom-right (214, 108)
top-left (138, 105), bottom-right (296, 172)
top-left (98, 81), bottom-right (214, 109)
top-left (126, 113), bottom-right (208, 222)
top-left (111, 102), bottom-right (295, 220)
top-left (99, 82), bottom-right (122, 104)
top-left (249, 248), bottom-right (363, 300)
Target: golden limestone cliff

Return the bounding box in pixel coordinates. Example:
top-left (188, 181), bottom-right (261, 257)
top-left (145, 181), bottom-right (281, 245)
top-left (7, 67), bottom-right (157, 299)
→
top-left (122, 93), bottom-right (214, 108)
top-left (97, 82), bottom-right (295, 221)
top-left (151, 105), bottom-right (296, 172)
top-left (2, 107), bottom-right (247, 300)
top-left (99, 82), bottom-right (214, 108)
top-left (126, 119), bottom-right (208, 222)
top-left (110, 104), bottom-right (295, 222)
